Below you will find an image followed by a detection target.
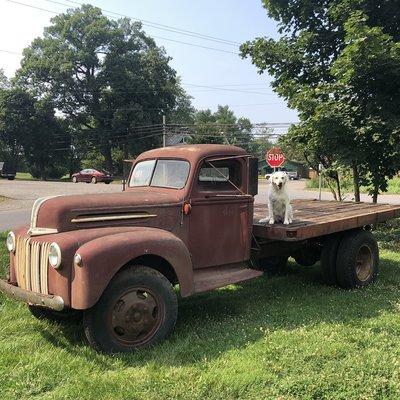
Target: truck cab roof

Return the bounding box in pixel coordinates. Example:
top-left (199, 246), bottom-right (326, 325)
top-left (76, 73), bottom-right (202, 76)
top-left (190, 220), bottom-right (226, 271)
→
top-left (136, 144), bottom-right (248, 164)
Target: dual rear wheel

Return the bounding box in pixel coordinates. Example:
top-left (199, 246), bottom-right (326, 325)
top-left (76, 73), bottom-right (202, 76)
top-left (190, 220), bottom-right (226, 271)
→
top-left (321, 230), bottom-right (378, 288)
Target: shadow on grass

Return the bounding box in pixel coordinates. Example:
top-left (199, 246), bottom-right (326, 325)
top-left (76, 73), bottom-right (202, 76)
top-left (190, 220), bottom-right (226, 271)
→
top-left (40, 254), bottom-right (400, 367)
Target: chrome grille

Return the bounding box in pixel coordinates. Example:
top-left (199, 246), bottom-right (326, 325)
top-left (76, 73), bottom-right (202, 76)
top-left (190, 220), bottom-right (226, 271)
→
top-left (14, 236), bottom-right (50, 294)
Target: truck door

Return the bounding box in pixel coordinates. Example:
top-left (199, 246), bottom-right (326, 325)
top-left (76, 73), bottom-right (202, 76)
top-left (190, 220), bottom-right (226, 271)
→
top-left (188, 157), bottom-right (253, 269)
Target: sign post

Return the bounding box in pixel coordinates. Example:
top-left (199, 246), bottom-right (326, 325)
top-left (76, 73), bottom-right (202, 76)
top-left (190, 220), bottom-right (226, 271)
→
top-left (266, 147), bottom-right (285, 171)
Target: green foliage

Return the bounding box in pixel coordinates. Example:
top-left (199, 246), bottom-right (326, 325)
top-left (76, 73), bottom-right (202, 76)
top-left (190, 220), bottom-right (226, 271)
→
top-left (16, 5), bottom-right (191, 172)
top-left (241, 1), bottom-right (400, 202)
top-left (0, 88), bottom-right (70, 180)
top-left (189, 105), bottom-right (271, 157)
top-left (2, 230), bottom-right (400, 398)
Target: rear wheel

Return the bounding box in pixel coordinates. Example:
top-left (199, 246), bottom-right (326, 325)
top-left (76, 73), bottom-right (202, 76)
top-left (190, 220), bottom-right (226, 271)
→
top-left (83, 266), bottom-right (178, 353)
top-left (91, 177), bottom-right (97, 184)
top-left (72, 176), bottom-right (77, 183)
top-left (336, 230), bottom-right (379, 289)
top-left (320, 234), bottom-right (342, 285)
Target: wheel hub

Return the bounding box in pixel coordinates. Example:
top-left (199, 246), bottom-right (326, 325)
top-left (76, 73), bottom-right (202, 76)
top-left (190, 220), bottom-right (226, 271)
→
top-left (355, 244), bottom-right (373, 282)
top-left (110, 288), bottom-right (162, 345)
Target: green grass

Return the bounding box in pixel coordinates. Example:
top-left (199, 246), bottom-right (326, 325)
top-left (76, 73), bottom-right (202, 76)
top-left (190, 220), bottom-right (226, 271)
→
top-left (307, 176), bottom-right (400, 195)
top-left (1, 226), bottom-right (400, 399)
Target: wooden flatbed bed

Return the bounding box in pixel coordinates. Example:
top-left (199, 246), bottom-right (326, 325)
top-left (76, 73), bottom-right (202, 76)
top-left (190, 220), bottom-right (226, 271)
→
top-left (253, 199), bottom-right (400, 241)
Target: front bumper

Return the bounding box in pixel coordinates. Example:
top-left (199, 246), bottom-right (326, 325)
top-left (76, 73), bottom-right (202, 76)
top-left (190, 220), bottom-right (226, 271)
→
top-left (0, 278), bottom-right (64, 311)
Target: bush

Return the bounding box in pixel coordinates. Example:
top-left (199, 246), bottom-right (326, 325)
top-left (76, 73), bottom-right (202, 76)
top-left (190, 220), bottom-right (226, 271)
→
top-left (29, 164), bottom-right (67, 180)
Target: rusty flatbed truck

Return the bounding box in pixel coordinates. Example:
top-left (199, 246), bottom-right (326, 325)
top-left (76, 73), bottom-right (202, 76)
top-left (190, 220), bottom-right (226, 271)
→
top-left (1, 144), bottom-right (400, 353)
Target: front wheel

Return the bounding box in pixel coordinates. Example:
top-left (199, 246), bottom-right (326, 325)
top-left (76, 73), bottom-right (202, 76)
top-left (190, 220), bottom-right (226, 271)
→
top-left (83, 266), bottom-right (178, 353)
top-left (91, 177), bottom-right (97, 184)
top-left (72, 176), bottom-right (77, 183)
top-left (336, 230), bottom-right (379, 289)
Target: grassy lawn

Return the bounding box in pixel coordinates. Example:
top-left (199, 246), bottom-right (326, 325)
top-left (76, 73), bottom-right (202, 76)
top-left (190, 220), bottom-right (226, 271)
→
top-left (307, 176), bottom-right (400, 195)
top-left (1, 225), bottom-right (400, 399)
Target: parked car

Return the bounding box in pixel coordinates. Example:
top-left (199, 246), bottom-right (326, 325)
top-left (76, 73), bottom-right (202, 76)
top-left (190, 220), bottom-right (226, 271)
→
top-left (264, 167), bottom-right (300, 180)
top-left (0, 161), bottom-right (16, 180)
top-left (72, 168), bottom-right (113, 184)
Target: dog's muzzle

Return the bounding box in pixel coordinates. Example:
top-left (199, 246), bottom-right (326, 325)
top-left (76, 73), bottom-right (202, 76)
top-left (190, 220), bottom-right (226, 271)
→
top-left (278, 183), bottom-right (283, 189)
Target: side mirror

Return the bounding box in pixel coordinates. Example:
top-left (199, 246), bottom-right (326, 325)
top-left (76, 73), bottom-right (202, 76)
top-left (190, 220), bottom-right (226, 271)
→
top-left (248, 157), bottom-right (258, 196)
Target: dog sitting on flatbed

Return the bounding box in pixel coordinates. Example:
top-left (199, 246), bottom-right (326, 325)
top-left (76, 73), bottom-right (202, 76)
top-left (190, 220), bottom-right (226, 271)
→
top-left (259, 171), bottom-right (293, 225)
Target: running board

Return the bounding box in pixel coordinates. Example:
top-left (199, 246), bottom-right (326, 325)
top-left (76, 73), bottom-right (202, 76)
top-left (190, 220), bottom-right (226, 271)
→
top-left (193, 263), bottom-right (263, 294)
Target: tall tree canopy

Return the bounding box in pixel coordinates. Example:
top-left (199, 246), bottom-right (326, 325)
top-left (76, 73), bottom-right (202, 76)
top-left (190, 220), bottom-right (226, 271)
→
top-left (16, 5), bottom-right (191, 172)
top-left (241, 0), bottom-right (400, 202)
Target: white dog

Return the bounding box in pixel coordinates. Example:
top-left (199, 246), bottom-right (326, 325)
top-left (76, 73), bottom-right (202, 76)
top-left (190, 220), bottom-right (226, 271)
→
top-left (259, 171), bottom-right (293, 225)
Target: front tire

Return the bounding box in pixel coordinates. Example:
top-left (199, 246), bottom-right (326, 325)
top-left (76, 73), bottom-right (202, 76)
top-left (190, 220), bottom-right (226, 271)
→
top-left (91, 177), bottom-right (97, 184)
top-left (72, 176), bottom-right (77, 183)
top-left (83, 266), bottom-right (178, 353)
top-left (336, 230), bottom-right (379, 289)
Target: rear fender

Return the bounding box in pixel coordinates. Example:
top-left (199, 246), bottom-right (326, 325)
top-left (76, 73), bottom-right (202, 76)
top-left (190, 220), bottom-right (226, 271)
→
top-left (71, 228), bottom-right (193, 309)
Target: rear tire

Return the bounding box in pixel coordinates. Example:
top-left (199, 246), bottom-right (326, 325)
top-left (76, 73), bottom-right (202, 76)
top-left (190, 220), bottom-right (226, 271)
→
top-left (320, 234), bottom-right (342, 285)
top-left (91, 177), bottom-right (97, 184)
top-left (83, 266), bottom-right (178, 353)
top-left (336, 230), bottom-right (379, 289)
top-left (72, 176), bottom-right (77, 183)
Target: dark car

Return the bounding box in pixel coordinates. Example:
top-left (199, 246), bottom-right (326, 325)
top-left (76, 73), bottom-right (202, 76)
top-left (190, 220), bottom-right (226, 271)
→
top-left (72, 168), bottom-right (113, 184)
top-left (0, 161), bottom-right (16, 180)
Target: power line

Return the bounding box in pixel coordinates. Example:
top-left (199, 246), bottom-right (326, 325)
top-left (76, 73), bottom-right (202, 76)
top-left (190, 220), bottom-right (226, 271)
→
top-left (60, 0), bottom-right (240, 47)
top-left (5, 0), bottom-right (239, 55)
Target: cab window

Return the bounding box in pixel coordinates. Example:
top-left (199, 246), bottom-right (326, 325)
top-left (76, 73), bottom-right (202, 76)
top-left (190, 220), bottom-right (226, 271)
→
top-left (197, 160), bottom-right (241, 191)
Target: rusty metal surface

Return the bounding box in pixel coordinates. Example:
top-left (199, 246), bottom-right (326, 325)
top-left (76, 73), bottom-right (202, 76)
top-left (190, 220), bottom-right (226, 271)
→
top-left (71, 227), bottom-right (194, 309)
top-left (193, 263), bottom-right (263, 293)
top-left (0, 278), bottom-right (64, 311)
top-left (253, 199), bottom-right (400, 241)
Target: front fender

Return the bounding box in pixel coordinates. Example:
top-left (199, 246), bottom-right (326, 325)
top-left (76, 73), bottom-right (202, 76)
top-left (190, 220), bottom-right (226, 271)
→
top-left (71, 228), bottom-right (193, 309)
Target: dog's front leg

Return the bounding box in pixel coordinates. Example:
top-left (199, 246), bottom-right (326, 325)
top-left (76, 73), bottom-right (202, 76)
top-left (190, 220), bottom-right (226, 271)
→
top-left (283, 200), bottom-right (290, 225)
top-left (268, 199), bottom-right (275, 224)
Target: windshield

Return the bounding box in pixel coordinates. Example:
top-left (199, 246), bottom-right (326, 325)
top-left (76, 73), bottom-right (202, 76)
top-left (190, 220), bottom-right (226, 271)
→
top-left (129, 159), bottom-right (190, 189)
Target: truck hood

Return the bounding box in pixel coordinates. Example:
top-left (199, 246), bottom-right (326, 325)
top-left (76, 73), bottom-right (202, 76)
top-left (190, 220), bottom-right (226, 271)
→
top-left (29, 189), bottom-right (183, 235)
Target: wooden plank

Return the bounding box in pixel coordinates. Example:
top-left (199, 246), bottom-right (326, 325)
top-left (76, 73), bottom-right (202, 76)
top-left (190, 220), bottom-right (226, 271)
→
top-left (252, 200), bottom-right (400, 241)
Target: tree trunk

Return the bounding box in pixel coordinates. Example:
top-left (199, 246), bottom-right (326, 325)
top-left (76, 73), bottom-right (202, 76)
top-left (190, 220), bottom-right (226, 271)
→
top-left (372, 185), bottom-right (379, 203)
top-left (102, 142), bottom-right (113, 173)
top-left (334, 172), bottom-right (342, 201)
top-left (352, 162), bottom-right (360, 202)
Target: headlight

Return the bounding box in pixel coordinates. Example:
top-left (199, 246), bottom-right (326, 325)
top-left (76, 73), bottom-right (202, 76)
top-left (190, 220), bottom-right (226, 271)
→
top-left (49, 242), bottom-right (62, 269)
top-left (6, 231), bottom-right (15, 252)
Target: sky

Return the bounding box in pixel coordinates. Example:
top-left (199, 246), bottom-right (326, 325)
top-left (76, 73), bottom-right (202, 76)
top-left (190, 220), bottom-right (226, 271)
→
top-left (0, 0), bottom-right (298, 124)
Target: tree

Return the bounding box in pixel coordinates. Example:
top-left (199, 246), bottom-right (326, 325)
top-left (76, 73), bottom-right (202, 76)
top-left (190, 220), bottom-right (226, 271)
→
top-left (0, 88), bottom-right (69, 179)
top-left (241, 1), bottom-right (400, 202)
top-left (16, 5), bottom-right (191, 172)
top-left (0, 88), bottom-right (34, 172)
top-left (0, 69), bottom-right (10, 89)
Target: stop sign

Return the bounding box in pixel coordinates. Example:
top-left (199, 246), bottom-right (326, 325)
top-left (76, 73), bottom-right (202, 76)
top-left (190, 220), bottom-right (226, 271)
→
top-left (266, 147), bottom-right (285, 168)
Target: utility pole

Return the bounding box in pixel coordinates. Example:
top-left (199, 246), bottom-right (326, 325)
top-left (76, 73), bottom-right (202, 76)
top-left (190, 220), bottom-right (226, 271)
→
top-left (162, 115), bottom-right (166, 147)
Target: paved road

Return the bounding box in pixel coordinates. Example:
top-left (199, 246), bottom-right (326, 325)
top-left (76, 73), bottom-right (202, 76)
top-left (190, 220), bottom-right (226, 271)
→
top-left (1, 179), bottom-right (399, 231)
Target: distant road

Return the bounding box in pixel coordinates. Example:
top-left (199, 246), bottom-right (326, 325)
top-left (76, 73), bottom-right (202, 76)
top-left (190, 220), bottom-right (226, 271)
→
top-left (0, 209), bottom-right (30, 231)
top-left (0, 179), bottom-right (399, 232)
